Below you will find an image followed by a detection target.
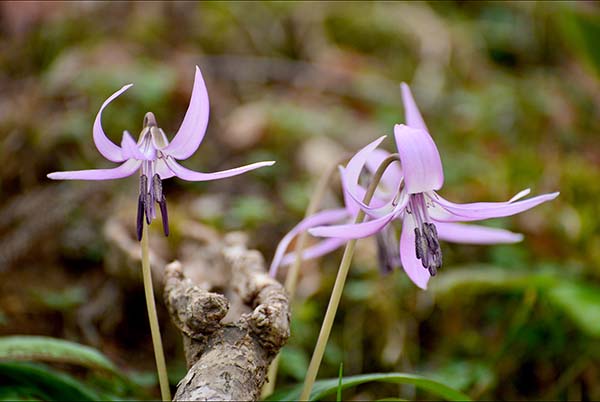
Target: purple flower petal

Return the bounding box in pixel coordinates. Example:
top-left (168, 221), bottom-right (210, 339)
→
top-left (340, 136), bottom-right (398, 215)
top-left (280, 237), bottom-right (348, 267)
top-left (121, 131), bottom-right (152, 160)
top-left (155, 159), bottom-right (176, 179)
top-left (165, 158), bottom-right (275, 182)
top-left (341, 136), bottom-right (387, 213)
top-left (269, 208), bottom-right (350, 276)
top-left (394, 124), bottom-right (444, 194)
top-left (340, 166), bottom-right (399, 218)
top-left (344, 136), bottom-right (387, 181)
top-left (163, 66), bottom-right (210, 160)
top-left (47, 159), bottom-right (141, 180)
top-left (364, 148), bottom-right (403, 191)
top-left (399, 217), bottom-right (430, 289)
top-left (93, 84), bottom-right (133, 162)
top-left (435, 222), bottom-right (523, 244)
top-left (309, 205), bottom-right (403, 240)
top-left (401, 83), bottom-right (428, 132)
top-left (431, 191), bottom-right (560, 221)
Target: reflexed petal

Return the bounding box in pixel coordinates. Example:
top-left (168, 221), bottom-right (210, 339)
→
top-left (121, 131), bottom-right (152, 160)
top-left (399, 217), bottom-right (430, 289)
top-left (280, 237), bottom-right (347, 267)
top-left (165, 158), bottom-right (275, 181)
top-left (345, 136), bottom-right (387, 178)
top-left (47, 159), bottom-right (141, 180)
top-left (432, 191), bottom-right (559, 222)
top-left (309, 209), bottom-right (399, 239)
top-left (364, 148), bottom-right (403, 192)
top-left (342, 171), bottom-right (409, 218)
top-left (343, 136), bottom-right (387, 200)
top-left (435, 222), bottom-right (523, 244)
top-left (155, 158), bottom-right (176, 179)
top-left (340, 166), bottom-right (399, 218)
top-left (340, 136), bottom-right (394, 214)
top-left (163, 66), bottom-right (210, 160)
top-left (93, 84), bottom-right (133, 162)
top-left (394, 124), bottom-right (444, 193)
top-left (268, 208), bottom-right (350, 276)
top-left (401, 83), bottom-right (428, 132)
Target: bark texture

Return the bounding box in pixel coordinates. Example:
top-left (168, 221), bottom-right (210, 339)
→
top-left (164, 234), bottom-right (290, 401)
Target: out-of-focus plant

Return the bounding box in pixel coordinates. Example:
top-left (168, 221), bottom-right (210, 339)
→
top-left (0, 336), bottom-right (138, 401)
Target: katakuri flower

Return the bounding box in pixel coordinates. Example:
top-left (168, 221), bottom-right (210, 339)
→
top-left (268, 147), bottom-right (401, 278)
top-left (48, 66), bottom-right (275, 240)
top-left (310, 84), bottom-right (559, 289)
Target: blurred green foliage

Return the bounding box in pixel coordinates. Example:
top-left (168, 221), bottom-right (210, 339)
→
top-left (0, 336), bottom-right (142, 400)
top-left (0, 1), bottom-right (599, 400)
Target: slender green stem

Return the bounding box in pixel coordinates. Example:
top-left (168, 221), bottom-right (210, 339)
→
top-left (141, 221), bottom-right (171, 401)
top-left (262, 161), bottom-right (343, 399)
top-left (299, 154), bottom-right (401, 401)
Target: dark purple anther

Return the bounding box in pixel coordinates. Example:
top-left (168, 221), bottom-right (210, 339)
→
top-left (158, 198), bottom-right (169, 237)
top-left (376, 227), bottom-right (400, 275)
top-left (136, 194), bottom-right (144, 241)
top-left (137, 175), bottom-right (149, 239)
top-left (152, 174), bottom-right (169, 237)
top-left (414, 222), bottom-right (442, 276)
top-left (144, 192), bottom-right (153, 225)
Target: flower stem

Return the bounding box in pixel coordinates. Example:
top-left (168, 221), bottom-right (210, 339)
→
top-left (299, 154), bottom-right (400, 401)
top-left (141, 221), bottom-right (171, 401)
top-left (262, 161), bottom-right (341, 398)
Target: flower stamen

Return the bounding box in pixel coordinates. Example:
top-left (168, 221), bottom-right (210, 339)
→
top-left (153, 174), bottom-right (169, 236)
top-left (410, 193), bottom-right (442, 276)
top-left (376, 226), bottom-right (400, 275)
top-left (137, 174), bottom-right (148, 240)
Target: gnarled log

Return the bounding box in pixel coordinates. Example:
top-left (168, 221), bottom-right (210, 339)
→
top-left (164, 234), bottom-right (290, 401)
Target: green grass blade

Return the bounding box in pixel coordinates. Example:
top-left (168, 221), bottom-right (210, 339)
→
top-left (0, 362), bottom-right (100, 401)
top-left (265, 372), bottom-right (471, 401)
top-left (0, 336), bottom-right (121, 377)
top-left (336, 363), bottom-right (343, 402)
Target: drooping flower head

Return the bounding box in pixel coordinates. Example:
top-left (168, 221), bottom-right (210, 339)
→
top-left (268, 142), bottom-right (403, 278)
top-left (310, 84), bottom-right (559, 289)
top-left (48, 66), bottom-right (275, 240)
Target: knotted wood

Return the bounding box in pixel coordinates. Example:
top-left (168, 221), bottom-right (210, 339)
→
top-left (164, 234), bottom-right (290, 401)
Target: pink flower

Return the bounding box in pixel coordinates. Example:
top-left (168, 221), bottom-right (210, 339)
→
top-left (48, 66), bottom-right (275, 240)
top-left (310, 84), bottom-right (559, 289)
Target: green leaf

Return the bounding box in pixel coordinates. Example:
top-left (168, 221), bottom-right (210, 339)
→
top-left (430, 265), bottom-right (557, 296)
top-left (337, 362), bottom-right (343, 402)
top-left (279, 346), bottom-right (309, 381)
top-left (428, 361), bottom-right (496, 393)
top-left (0, 336), bottom-right (122, 377)
top-left (0, 362), bottom-right (100, 401)
top-left (548, 281), bottom-right (600, 338)
top-left (265, 372), bottom-right (471, 401)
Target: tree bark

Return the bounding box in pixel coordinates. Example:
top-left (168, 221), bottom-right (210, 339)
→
top-left (164, 234), bottom-right (290, 401)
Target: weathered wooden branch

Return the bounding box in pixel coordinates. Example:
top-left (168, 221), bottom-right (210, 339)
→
top-left (164, 234), bottom-right (290, 401)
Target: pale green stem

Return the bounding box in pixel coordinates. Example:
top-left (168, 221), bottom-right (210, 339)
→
top-left (299, 154), bottom-right (401, 401)
top-left (141, 221), bottom-right (171, 401)
top-left (262, 161), bottom-right (343, 399)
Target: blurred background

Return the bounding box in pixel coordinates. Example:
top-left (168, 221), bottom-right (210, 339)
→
top-left (0, 1), bottom-right (599, 400)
